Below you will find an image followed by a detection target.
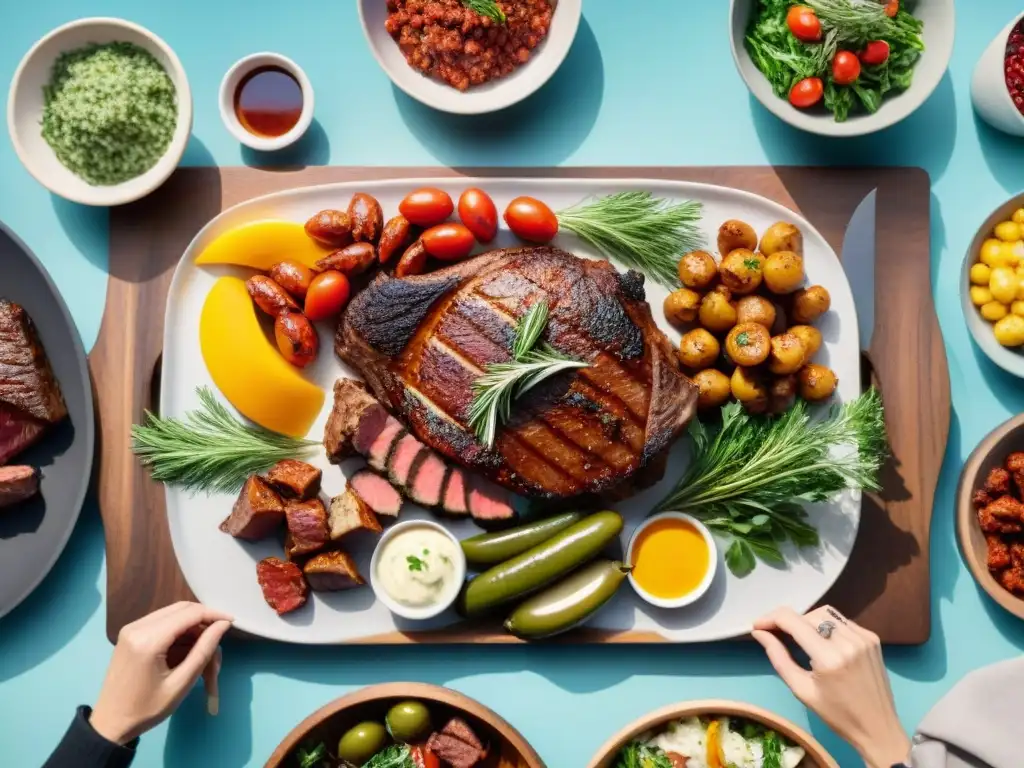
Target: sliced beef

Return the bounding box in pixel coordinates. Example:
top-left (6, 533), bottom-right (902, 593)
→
top-left (284, 498), bottom-right (330, 556)
top-left (441, 718), bottom-right (484, 751)
top-left (387, 432), bottom-right (427, 490)
top-left (350, 469), bottom-right (403, 518)
top-left (323, 378), bottom-right (390, 463)
top-left (329, 488), bottom-right (383, 540)
top-left (0, 402), bottom-right (46, 464)
top-left (0, 465), bottom-right (40, 508)
top-left (256, 557), bottom-right (308, 615)
top-left (266, 459), bottom-right (322, 500)
top-left (466, 474), bottom-right (516, 524)
top-left (0, 300), bottom-right (67, 425)
top-left (367, 418), bottom-right (406, 473)
top-left (408, 450), bottom-right (447, 508)
top-left (220, 476), bottom-right (286, 540)
top-left (426, 733), bottom-right (484, 768)
top-left (336, 247), bottom-right (697, 499)
top-left (303, 550), bottom-right (365, 591)
top-left (441, 467), bottom-right (470, 517)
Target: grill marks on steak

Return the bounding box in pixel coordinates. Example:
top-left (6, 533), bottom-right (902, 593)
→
top-left (337, 247), bottom-right (697, 499)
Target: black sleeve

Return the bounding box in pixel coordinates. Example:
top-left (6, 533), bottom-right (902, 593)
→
top-left (42, 707), bottom-right (139, 768)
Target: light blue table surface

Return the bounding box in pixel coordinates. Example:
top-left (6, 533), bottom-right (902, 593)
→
top-left (2, 1), bottom-right (1024, 766)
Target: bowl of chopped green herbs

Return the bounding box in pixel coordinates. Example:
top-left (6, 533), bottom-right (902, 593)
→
top-left (730, 0), bottom-right (953, 137)
top-left (7, 17), bottom-right (192, 206)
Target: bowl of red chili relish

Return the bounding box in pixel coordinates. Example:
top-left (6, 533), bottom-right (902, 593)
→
top-left (972, 11), bottom-right (1024, 137)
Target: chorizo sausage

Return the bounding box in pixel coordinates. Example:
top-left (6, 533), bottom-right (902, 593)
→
top-left (304, 209), bottom-right (353, 247)
top-left (268, 261), bottom-right (315, 300)
top-left (395, 240), bottom-right (428, 277)
top-left (246, 275), bottom-right (299, 317)
top-left (315, 242), bottom-right (377, 276)
top-left (347, 193), bottom-right (384, 243)
top-left (274, 311), bottom-right (319, 368)
top-left (378, 215), bottom-right (413, 264)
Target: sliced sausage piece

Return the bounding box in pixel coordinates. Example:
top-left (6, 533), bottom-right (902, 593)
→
top-left (220, 476), bottom-right (285, 540)
top-left (347, 193), bottom-right (384, 243)
top-left (316, 242), bottom-right (377, 276)
top-left (269, 261), bottom-right (315, 300)
top-left (247, 275), bottom-right (299, 317)
top-left (395, 240), bottom-right (427, 277)
top-left (265, 459), bottom-right (322, 500)
top-left (256, 557), bottom-right (308, 615)
top-left (303, 550), bottom-right (365, 591)
top-left (350, 469), bottom-right (403, 519)
top-left (328, 488), bottom-right (383, 540)
top-left (274, 311), bottom-right (318, 368)
top-left (387, 433), bottom-right (427, 491)
top-left (378, 215), bottom-right (413, 264)
top-left (408, 451), bottom-right (447, 508)
top-left (284, 498), bottom-right (330, 557)
top-left (0, 465), bottom-right (39, 508)
top-left (305, 209), bottom-right (353, 247)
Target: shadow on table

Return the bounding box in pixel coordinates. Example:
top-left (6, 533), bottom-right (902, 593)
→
top-left (974, 111), bottom-right (1024, 197)
top-left (393, 15), bottom-right (604, 167)
top-left (242, 118), bottom-right (332, 169)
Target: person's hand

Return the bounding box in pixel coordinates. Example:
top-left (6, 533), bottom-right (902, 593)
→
top-left (753, 606), bottom-right (910, 768)
top-left (89, 602), bottom-right (233, 745)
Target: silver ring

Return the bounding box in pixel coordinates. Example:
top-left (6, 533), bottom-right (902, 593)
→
top-left (817, 620), bottom-right (837, 639)
top-left (826, 607), bottom-right (848, 625)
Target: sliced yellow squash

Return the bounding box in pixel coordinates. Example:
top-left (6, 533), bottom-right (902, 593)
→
top-left (195, 220), bottom-right (331, 270)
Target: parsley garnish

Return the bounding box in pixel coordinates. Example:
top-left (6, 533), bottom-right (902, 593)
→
top-left (407, 555), bottom-right (428, 572)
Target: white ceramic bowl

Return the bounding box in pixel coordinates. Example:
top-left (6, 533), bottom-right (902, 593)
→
top-left (358, 0), bottom-right (582, 115)
top-left (7, 17), bottom-right (192, 207)
top-left (219, 52), bottom-right (314, 151)
top-left (972, 12), bottom-right (1024, 137)
top-left (961, 193), bottom-right (1024, 378)
top-left (729, 0), bottom-right (955, 137)
top-left (626, 512), bottom-right (718, 609)
top-left (369, 520), bottom-right (467, 621)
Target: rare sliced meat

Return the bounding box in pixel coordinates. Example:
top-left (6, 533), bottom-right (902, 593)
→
top-left (408, 451), bottom-right (447, 508)
top-left (284, 498), bottom-right (330, 557)
top-left (323, 378), bottom-right (389, 463)
top-left (466, 474), bottom-right (516, 523)
top-left (0, 300), bottom-right (67, 425)
top-left (441, 467), bottom-right (469, 517)
top-left (329, 488), bottom-right (383, 540)
top-left (0, 402), bottom-right (45, 464)
top-left (220, 476), bottom-right (286, 540)
top-left (350, 469), bottom-right (403, 518)
top-left (266, 459), bottom-right (322, 500)
top-left (441, 718), bottom-right (485, 751)
top-left (0, 465), bottom-right (40, 508)
top-left (426, 733), bottom-right (484, 768)
top-left (387, 432), bottom-right (427, 490)
top-left (367, 418), bottom-right (406, 473)
top-left (303, 550), bottom-right (365, 591)
top-left (256, 557), bottom-right (308, 615)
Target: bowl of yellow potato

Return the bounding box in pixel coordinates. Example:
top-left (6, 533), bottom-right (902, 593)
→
top-left (963, 194), bottom-right (1024, 376)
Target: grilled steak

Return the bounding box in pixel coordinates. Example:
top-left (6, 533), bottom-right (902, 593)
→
top-left (284, 498), bottom-right (330, 557)
top-left (303, 550), bottom-right (364, 591)
top-left (0, 465), bottom-right (40, 508)
top-left (328, 488), bottom-right (383, 540)
top-left (256, 557), bottom-right (308, 614)
top-left (323, 378), bottom-right (389, 463)
top-left (220, 476), bottom-right (286, 540)
top-left (0, 300), bottom-right (68, 463)
top-left (336, 247), bottom-right (697, 499)
top-left (266, 459), bottom-right (322, 500)
top-left (441, 718), bottom-right (484, 750)
top-left (350, 469), bottom-right (403, 518)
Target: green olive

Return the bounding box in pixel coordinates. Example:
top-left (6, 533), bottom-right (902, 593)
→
top-left (337, 721), bottom-right (388, 765)
top-left (385, 700), bottom-right (432, 743)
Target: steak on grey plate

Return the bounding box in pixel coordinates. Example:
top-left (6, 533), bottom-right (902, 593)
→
top-left (335, 247), bottom-right (697, 499)
top-left (0, 465), bottom-right (40, 508)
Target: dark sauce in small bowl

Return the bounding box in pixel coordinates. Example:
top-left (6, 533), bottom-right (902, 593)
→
top-left (234, 66), bottom-right (303, 138)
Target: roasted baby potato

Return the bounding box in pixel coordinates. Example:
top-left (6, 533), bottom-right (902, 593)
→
top-left (789, 325), bottom-right (822, 359)
top-left (760, 221), bottom-right (803, 256)
top-left (698, 291), bottom-right (738, 333)
top-left (719, 249), bottom-right (765, 295)
top-left (694, 369), bottom-right (731, 410)
top-left (678, 250), bottom-right (718, 290)
top-left (717, 219), bottom-right (758, 256)
top-left (725, 322), bottom-right (770, 367)
top-left (735, 295), bottom-right (777, 328)
top-left (731, 366), bottom-right (769, 413)
top-left (763, 251), bottom-right (805, 294)
top-left (768, 332), bottom-right (807, 375)
top-left (769, 374), bottom-right (798, 413)
top-left (791, 285), bottom-right (831, 324)
top-left (664, 288), bottom-right (702, 327)
top-left (798, 364), bottom-right (838, 401)
top-left (678, 328), bottom-right (721, 370)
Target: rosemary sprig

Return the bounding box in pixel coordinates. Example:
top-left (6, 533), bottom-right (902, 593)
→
top-left (131, 386), bottom-right (319, 493)
top-left (654, 389), bottom-right (887, 576)
top-left (461, 0), bottom-right (506, 24)
top-left (468, 302), bottom-right (590, 448)
top-left (556, 192), bottom-right (704, 288)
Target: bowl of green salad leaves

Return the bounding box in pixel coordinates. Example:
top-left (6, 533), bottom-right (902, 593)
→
top-left (730, 0), bottom-right (954, 137)
top-left (7, 17), bottom-right (192, 206)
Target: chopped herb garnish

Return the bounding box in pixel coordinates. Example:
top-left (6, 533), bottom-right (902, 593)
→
top-left (407, 555), bottom-right (428, 572)
top-left (743, 257), bottom-right (762, 270)
top-left (736, 332), bottom-right (750, 347)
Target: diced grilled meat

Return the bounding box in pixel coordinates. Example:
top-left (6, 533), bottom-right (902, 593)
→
top-left (984, 466), bottom-right (1012, 496)
top-left (256, 557), bottom-right (308, 614)
top-left (427, 733), bottom-right (484, 768)
top-left (441, 718), bottom-right (484, 751)
top-left (350, 469), bottom-right (403, 518)
top-left (284, 498), bottom-right (330, 557)
top-left (323, 378), bottom-right (390, 464)
top-left (303, 550), bottom-right (365, 591)
top-left (336, 247), bottom-right (697, 499)
top-left (266, 459), bottom-right (322, 500)
top-left (973, 488), bottom-right (994, 510)
top-left (0, 465), bottom-right (40, 508)
top-left (220, 476), bottom-right (286, 540)
top-left (329, 488), bottom-right (383, 540)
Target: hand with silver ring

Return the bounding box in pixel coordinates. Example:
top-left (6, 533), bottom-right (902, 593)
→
top-left (753, 606), bottom-right (910, 768)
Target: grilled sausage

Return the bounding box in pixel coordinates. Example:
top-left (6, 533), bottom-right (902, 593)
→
top-left (247, 275), bottom-right (299, 317)
top-left (378, 215), bottom-right (413, 264)
top-left (305, 209), bottom-right (353, 247)
top-left (347, 193), bottom-right (384, 243)
top-left (316, 242), bottom-right (377, 276)
top-left (395, 240), bottom-right (427, 277)
top-left (268, 261), bottom-right (315, 300)
top-left (274, 311), bottom-right (319, 368)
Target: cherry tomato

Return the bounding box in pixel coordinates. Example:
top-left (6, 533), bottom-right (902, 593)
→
top-left (789, 77), bottom-right (824, 108)
top-left (304, 270), bottom-right (351, 321)
top-left (409, 746), bottom-right (441, 768)
top-left (421, 223), bottom-right (476, 262)
top-left (859, 40), bottom-right (891, 66)
top-left (884, 0), bottom-right (899, 17)
top-left (786, 5), bottom-right (821, 42)
top-left (504, 196), bottom-right (559, 243)
top-left (399, 187), bottom-right (454, 227)
top-left (832, 50), bottom-right (861, 85)
top-left (458, 187), bottom-right (498, 243)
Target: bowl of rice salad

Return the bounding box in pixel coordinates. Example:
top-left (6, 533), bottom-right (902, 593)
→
top-left (7, 17), bottom-right (192, 206)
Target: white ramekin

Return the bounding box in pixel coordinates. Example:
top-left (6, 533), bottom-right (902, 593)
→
top-left (972, 12), bottom-right (1024, 137)
top-left (219, 52), bottom-right (314, 151)
top-left (626, 512), bottom-right (718, 609)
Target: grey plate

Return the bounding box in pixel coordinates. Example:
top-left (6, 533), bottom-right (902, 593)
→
top-left (0, 221), bottom-right (95, 619)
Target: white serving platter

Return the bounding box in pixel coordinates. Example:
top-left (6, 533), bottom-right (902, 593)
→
top-left (162, 178), bottom-right (860, 644)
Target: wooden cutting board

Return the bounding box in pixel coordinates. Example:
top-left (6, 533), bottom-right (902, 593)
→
top-left (90, 166), bottom-right (947, 645)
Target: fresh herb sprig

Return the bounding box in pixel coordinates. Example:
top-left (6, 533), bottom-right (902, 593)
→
top-left (296, 742), bottom-right (327, 768)
top-left (613, 741), bottom-right (673, 768)
top-left (468, 301), bottom-right (590, 448)
top-left (131, 387), bottom-right (319, 493)
top-left (556, 192), bottom-right (704, 288)
top-left (363, 745), bottom-right (416, 768)
top-left (655, 389), bottom-right (887, 576)
top-left (461, 0), bottom-right (506, 24)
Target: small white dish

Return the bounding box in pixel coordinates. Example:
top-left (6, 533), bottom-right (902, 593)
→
top-left (626, 512), bottom-right (718, 610)
top-left (972, 12), bottom-right (1024, 137)
top-left (7, 17), bottom-right (192, 207)
top-left (358, 0), bottom-right (582, 115)
top-left (369, 520), bottom-right (467, 621)
top-left (219, 53), bottom-right (314, 151)
top-left (729, 0), bottom-right (954, 137)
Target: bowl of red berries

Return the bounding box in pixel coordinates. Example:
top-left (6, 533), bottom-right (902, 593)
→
top-left (972, 12), bottom-right (1024, 137)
